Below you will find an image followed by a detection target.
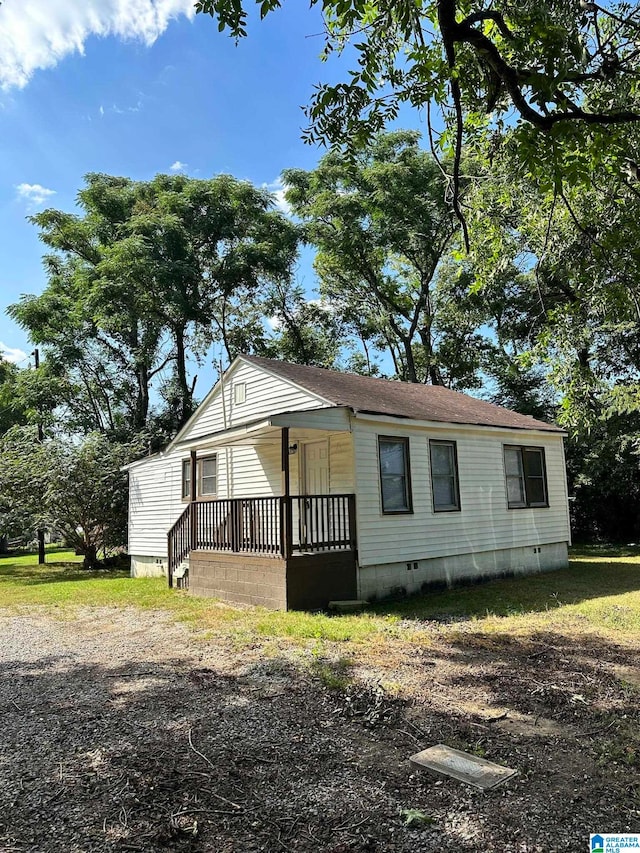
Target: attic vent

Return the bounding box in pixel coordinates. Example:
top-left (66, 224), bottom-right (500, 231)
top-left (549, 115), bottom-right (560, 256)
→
top-left (234, 382), bottom-right (247, 405)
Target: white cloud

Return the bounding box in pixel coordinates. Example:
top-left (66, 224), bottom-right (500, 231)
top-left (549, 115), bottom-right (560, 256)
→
top-left (0, 342), bottom-right (28, 364)
top-left (170, 160), bottom-right (187, 171)
top-left (0, 0), bottom-right (195, 90)
top-left (262, 177), bottom-right (291, 216)
top-left (15, 182), bottom-right (56, 206)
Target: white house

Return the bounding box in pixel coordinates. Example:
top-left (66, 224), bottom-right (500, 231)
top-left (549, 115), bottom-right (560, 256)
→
top-left (125, 355), bottom-right (571, 610)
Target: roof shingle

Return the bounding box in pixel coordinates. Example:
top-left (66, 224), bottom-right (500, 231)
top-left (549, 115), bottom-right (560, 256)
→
top-left (242, 355), bottom-right (562, 433)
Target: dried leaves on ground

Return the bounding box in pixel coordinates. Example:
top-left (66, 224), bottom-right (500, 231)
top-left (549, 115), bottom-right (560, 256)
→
top-left (1, 608), bottom-right (639, 852)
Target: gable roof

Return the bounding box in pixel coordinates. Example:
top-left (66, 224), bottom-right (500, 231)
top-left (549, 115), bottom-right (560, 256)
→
top-left (242, 355), bottom-right (562, 433)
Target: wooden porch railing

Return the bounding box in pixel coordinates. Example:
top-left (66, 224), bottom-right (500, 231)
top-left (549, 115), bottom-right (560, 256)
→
top-left (167, 494), bottom-right (356, 587)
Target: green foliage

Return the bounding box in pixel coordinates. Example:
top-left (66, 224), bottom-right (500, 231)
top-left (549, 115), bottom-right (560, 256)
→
top-left (196, 0), bottom-right (640, 231)
top-left (0, 359), bottom-right (29, 436)
top-left (9, 173), bottom-right (299, 438)
top-left (284, 131), bottom-right (481, 384)
top-left (0, 428), bottom-right (142, 567)
top-left (399, 809), bottom-right (435, 829)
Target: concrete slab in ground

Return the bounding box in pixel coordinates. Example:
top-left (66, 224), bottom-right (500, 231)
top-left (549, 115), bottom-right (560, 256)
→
top-left (410, 744), bottom-right (518, 790)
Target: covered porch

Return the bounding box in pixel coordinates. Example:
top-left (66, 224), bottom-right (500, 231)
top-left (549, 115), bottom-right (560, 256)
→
top-left (167, 407), bottom-right (358, 609)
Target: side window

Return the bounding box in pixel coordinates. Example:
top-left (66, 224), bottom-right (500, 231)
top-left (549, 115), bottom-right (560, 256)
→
top-left (199, 455), bottom-right (217, 497)
top-left (504, 445), bottom-right (548, 508)
top-left (378, 436), bottom-right (413, 514)
top-left (182, 456), bottom-right (217, 499)
top-left (181, 459), bottom-right (191, 500)
top-left (429, 440), bottom-right (460, 512)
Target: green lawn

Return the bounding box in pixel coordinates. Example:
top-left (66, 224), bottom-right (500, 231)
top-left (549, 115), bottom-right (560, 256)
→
top-left (2, 546), bottom-right (640, 644)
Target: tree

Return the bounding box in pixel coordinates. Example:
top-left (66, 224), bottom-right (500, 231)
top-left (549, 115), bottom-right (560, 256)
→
top-left (198, 0), bottom-right (640, 251)
top-left (283, 131), bottom-right (479, 384)
top-left (0, 428), bottom-right (141, 568)
top-left (10, 173), bottom-right (299, 438)
top-left (0, 359), bottom-right (29, 436)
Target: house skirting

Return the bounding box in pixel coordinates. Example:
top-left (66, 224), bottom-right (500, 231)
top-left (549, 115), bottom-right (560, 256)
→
top-left (189, 549), bottom-right (357, 611)
top-left (131, 555), bottom-right (167, 577)
top-left (358, 541), bottom-right (569, 601)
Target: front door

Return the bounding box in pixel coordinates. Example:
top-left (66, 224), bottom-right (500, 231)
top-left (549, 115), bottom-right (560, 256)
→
top-left (304, 440), bottom-right (329, 495)
top-left (303, 440), bottom-right (330, 548)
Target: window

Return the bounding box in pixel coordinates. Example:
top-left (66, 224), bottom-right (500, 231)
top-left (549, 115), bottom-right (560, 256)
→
top-left (429, 440), bottom-right (460, 512)
top-left (378, 436), bottom-right (412, 513)
top-left (233, 382), bottom-right (246, 405)
top-left (199, 455), bottom-right (217, 496)
top-left (181, 459), bottom-right (192, 500)
top-left (504, 446), bottom-right (548, 508)
top-left (182, 455), bottom-right (217, 499)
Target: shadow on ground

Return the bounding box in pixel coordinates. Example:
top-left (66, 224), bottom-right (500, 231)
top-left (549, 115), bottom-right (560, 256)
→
top-left (370, 559), bottom-right (640, 622)
top-left (1, 616), bottom-right (639, 852)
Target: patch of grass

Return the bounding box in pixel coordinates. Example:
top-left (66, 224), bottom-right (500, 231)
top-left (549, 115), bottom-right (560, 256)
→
top-left (0, 550), bottom-right (396, 644)
top-left (2, 546), bottom-right (640, 646)
top-left (309, 652), bottom-right (354, 690)
top-left (372, 552), bottom-right (640, 637)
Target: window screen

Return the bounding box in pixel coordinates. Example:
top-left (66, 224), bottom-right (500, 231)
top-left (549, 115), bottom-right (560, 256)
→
top-left (378, 437), bottom-right (412, 513)
top-left (429, 440), bottom-right (460, 511)
top-left (504, 446), bottom-right (548, 508)
top-left (200, 456), bottom-right (217, 496)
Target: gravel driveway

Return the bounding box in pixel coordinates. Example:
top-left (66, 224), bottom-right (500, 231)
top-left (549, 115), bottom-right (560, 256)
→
top-left (1, 607), bottom-right (639, 852)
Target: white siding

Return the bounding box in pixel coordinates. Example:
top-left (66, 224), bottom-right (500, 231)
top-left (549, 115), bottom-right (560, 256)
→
top-left (128, 448), bottom-right (186, 559)
top-left (179, 360), bottom-right (330, 444)
top-left (328, 432), bottom-right (355, 494)
top-left (353, 419), bottom-right (570, 568)
top-left (128, 432), bottom-right (353, 561)
top-left (224, 443), bottom-right (283, 498)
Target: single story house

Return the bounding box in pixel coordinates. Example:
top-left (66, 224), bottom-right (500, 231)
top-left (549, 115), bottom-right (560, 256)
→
top-left (125, 355), bottom-right (570, 610)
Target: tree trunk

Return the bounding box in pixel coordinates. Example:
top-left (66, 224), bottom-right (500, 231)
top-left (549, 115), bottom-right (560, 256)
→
top-left (82, 543), bottom-right (100, 570)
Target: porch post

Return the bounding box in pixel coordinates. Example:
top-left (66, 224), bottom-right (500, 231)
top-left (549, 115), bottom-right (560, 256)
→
top-left (281, 427), bottom-right (292, 558)
top-left (190, 449), bottom-right (197, 551)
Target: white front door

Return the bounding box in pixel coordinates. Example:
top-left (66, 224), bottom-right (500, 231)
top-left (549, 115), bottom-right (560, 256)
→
top-left (302, 440), bottom-right (330, 548)
top-left (304, 440), bottom-right (329, 495)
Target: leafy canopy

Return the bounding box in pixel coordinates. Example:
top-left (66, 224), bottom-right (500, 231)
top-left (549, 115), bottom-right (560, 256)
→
top-left (197, 0), bottom-right (640, 244)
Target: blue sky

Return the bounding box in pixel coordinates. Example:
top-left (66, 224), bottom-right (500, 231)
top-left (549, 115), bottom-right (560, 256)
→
top-left (0, 1), bottom-right (424, 389)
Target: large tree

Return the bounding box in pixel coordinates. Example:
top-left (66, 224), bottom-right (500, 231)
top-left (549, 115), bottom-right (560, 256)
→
top-left (284, 131), bottom-right (474, 384)
top-left (10, 173), bottom-right (299, 438)
top-left (198, 0), bottom-right (640, 245)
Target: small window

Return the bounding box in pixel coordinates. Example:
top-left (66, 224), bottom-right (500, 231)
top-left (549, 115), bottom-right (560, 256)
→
top-left (429, 440), bottom-right (460, 512)
top-left (233, 382), bottom-right (246, 405)
top-left (378, 436), bottom-right (412, 514)
top-left (181, 459), bottom-right (191, 500)
top-left (199, 455), bottom-right (217, 497)
top-left (504, 445), bottom-right (548, 508)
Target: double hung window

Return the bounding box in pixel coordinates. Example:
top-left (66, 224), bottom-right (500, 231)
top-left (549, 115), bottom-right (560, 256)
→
top-left (378, 437), bottom-right (412, 513)
top-left (429, 440), bottom-right (460, 512)
top-left (182, 455), bottom-right (217, 500)
top-left (504, 446), bottom-right (548, 508)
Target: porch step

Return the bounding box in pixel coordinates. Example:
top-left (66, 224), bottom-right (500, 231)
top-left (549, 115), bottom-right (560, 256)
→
top-left (328, 599), bottom-right (366, 614)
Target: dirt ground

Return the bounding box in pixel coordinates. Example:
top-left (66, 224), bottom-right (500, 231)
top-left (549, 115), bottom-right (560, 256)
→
top-left (1, 607), bottom-right (639, 852)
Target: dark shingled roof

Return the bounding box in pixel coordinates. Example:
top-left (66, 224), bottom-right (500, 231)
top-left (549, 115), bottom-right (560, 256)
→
top-left (242, 355), bottom-right (562, 433)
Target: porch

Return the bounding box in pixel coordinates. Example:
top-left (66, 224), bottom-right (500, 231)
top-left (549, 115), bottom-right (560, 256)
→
top-left (166, 416), bottom-right (359, 609)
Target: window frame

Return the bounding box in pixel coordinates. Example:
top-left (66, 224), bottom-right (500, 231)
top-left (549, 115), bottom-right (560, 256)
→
top-left (181, 459), bottom-right (192, 500)
top-left (198, 454), bottom-right (218, 498)
top-left (503, 445), bottom-right (549, 509)
top-left (377, 435), bottom-right (413, 515)
top-left (181, 454), bottom-right (218, 501)
top-left (429, 439), bottom-right (461, 513)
